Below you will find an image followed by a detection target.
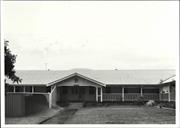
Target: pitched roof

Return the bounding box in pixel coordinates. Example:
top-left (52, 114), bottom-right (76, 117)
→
top-left (48, 72), bottom-right (106, 86)
top-left (6, 69), bottom-right (175, 86)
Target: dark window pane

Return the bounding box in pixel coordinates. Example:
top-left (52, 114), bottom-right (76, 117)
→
top-left (71, 87), bottom-right (78, 94)
top-left (15, 86), bottom-right (24, 92)
top-left (105, 87), bottom-right (111, 93)
top-left (124, 88), bottom-right (140, 93)
top-left (46, 86), bottom-right (51, 92)
top-left (89, 86), bottom-right (95, 94)
top-left (25, 86), bottom-right (32, 92)
top-left (98, 88), bottom-right (101, 95)
top-left (71, 87), bottom-right (74, 94)
top-left (74, 87), bottom-right (78, 94)
top-left (6, 86), bottom-right (14, 92)
top-left (34, 86), bottom-right (47, 93)
top-left (143, 89), bottom-right (159, 93)
top-left (80, 87), bottom-right (85, 94)
top-left (62, 86), bottom-right (68, 94)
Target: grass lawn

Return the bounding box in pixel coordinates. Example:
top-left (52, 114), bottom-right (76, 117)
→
top-left (65, 106), bottom-right (175, 124)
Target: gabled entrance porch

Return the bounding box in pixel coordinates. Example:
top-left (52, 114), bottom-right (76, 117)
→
top-left (53, 73), bottom-right (105, 103)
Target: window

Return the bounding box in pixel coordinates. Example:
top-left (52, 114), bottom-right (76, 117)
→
top-left (46, 86), bottom-right (51, 92)
top-left (25, 86), bottom-right (32, 92)
top-left (98, 88), bottom-right (101, 95)
top-left (124, 88), bottom-right (140, 93)
top-left (15, 86), bottom-right (24, 92)
top-left (80, 87), bottom-right (85, 94)
top-left (71, 87), bottom-right (74, 94)
top-left (72, 87), bottom-right (78, 94)
top-left (89, 86), bottom-right (95, 94)
top-left (105, 87), bottom-right (111, 93)
top-left (62, 87), bottom-right (68, 94)
top-left (143, 89), bottom-right (159, 93)
top-left (5, 86), bottom-right (14, 92)
top-left (34, 86), bottom-right (47, 93)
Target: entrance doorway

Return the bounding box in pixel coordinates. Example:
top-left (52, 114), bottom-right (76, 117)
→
top-left (74, 86), bottom-right (85, 101)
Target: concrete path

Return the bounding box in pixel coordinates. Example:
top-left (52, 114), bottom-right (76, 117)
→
top-left (5, 107), bottom-right (61, 124)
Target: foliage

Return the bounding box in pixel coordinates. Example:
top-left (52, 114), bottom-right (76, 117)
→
top-left (135, 96), bottom-right (145, 105)
top-left (5, 40), bottom-right (21, 83)
top-left (57, 101), bottom-right (69, 107)
top-left (158, 101), bottom-right (175, 109)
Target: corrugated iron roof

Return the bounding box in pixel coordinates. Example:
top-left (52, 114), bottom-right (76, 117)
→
top-left (6, 69), bottom-right (175, 86)
top-left (161, 75), bottom-right (176, 84)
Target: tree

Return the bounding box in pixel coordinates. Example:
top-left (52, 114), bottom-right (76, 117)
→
top-left (5, 40), bottom-right (21, 83)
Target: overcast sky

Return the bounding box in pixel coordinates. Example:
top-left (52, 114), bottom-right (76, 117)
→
top-left (3, 1), bottom-right (179, 70)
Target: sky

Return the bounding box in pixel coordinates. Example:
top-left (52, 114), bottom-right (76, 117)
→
top-left (3, 1), bottom-right (179, 70)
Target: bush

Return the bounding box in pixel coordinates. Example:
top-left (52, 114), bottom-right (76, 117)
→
top-left (158, 101), bottom-right (175, 109)
top-left (83, 101), bottom-right (87, 107)
top-left (82, 102), bottom-right (98, 107)
top-left (58, 101), bottom-right (69, 107)
top-left (135, 96), bottom-right (145, 105)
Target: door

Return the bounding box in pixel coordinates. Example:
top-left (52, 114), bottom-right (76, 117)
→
top-left (78, 87), bottom-right (85, 101)
top-left (74, 86), bottom-right (84, 101)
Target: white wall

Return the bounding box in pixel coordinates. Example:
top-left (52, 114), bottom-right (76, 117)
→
top-left (51, 87), bottom-right (57, 106)
top-left (160, 85), bottom-right (170, 93)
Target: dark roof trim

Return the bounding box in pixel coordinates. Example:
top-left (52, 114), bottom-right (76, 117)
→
top-left (47, 72), bottom-right (106, 87)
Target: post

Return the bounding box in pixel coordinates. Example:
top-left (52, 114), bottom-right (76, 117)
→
top-left (159, 87), bottom-right (161, 101)
top-left (23, 86), bottom-right (25, 93)
top-left (49, 93), bottom-right (52, 108)
top-left (13, 86), bottom-right (16, 93)
top-left (100, 87), bottom-right (103, 102)
top-left (96, 87), bottom-right (98, 102)
top-left (122, 87), bottom-right (124, 102)
top-left (140, 86), bottom-right (143, 97)
top-left (32, 86), bottom-right (34, 93)
top-left (168, 85), bottom-right (171, 102)
top-left (51, 86), bottom-right (53, 93)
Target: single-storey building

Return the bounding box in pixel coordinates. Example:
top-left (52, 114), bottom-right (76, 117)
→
top-left (5, 69), bottom-right (176, 110)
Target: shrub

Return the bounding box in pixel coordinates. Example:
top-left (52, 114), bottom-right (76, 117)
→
top-left (158, 101), bottom-right (175, 109)
top-left (135, 96), bottom-right (145, 105)
top-left (83, 101), bottom-right (87, 107)
top-left (58, 101), bottom-right (69, 107)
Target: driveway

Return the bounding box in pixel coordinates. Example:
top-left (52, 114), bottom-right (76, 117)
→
top-left (42, 105), bottom-right (175, 124)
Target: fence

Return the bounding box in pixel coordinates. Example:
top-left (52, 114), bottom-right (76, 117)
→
top-left (5, 93), bottom-right (25, 117)
top-left (103, 93), bottom-right (122, 101)
top-left (103, 93), bottom-right (159, 101)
